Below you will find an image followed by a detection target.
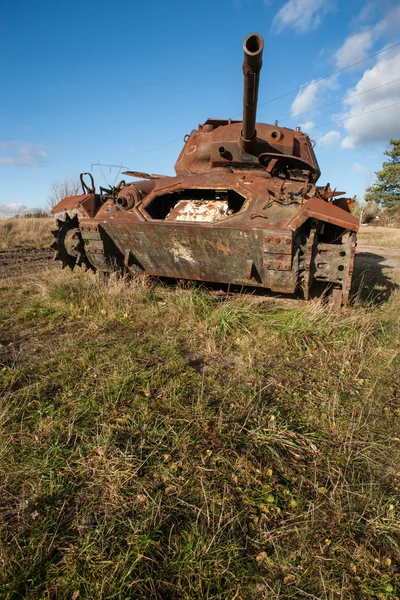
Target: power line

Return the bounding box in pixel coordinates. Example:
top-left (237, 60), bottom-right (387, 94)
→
top-left (307, 100), bottom-right (400, 131)
top-left (128, 41), bottom-right (400, 162)
top-left (279, 77), bottom-right (400, 123)
top-left (131, 138), bottom-right (181, 159)
top-left (256, 40), bottom-right (400, 110)
top-left (131, 101), bottom-right (400, 168)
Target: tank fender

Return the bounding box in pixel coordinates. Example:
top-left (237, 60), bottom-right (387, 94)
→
top-left (288, 196), bottom-right (359, 232)
top-left (51, 193), bottom-right (96, 219)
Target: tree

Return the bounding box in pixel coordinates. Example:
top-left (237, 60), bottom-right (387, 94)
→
top-left (47, 177), bottom-right (81, 209)
top-left (352, 197), bottom-right (379, 224)
top-left (365, 139), bottom-right (400, 214)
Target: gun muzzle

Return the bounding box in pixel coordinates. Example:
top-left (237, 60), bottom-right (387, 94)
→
top-left (241, 33), bottom-right (264, 152)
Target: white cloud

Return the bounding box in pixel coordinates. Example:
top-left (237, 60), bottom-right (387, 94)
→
top-left (291, 81), bottom-right (320, 115)
top-left (341, 138), bottom-right (354, 149)
top-left (300, 121), bottom-right (315, 132)
top-left (374, 3), bottom-right (400, 36)
top-left (335, 3), bottom-right (400, 69)
top-left (272, 0), bottom-right (333, 33)
top-left (318, 130), bottom-right (341, 146)
top-left (341, 48), bottom-right (400, 147)
top-left (0, 142), bottom-right (47, 167)
top-left (290, 76), bottom-right (338, 117)
top-left (353, 1), bottom-right (379, 26)
top-left (287, 2), bottom-right (400, 150)
top-left (335, 30), bottom-right (374, 68)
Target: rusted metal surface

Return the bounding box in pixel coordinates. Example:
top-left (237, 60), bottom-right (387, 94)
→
top-left (241, 33), bottom-right (264, 152)
top-left (51, 32), bottom-right (359, 306)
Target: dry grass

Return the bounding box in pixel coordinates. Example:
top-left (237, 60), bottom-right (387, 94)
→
top-left (0, 264), bottom-right (399, 599)
top-left (0, 217), bottom-right (53, 249)
top-left (358, 226), bottom-right (400, 248)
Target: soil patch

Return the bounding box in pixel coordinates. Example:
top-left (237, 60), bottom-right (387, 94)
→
top-left (0, 248), bottom-right (54, 279)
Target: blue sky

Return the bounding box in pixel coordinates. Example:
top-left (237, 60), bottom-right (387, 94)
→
top-left (1, 0), bottom-right (400, 212)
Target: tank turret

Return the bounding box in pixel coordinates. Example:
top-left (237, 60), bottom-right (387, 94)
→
top-left (174, 33), bottom-right (321, 179)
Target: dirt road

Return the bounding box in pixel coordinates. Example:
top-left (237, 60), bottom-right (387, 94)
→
top-left (353, 241), bottom-right (399, 302)
top-left (355, 244), bottom-right (400, 277)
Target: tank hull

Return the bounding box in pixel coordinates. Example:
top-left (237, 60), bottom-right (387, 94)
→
top-left (52, 170), bottom-right (358, 305)
top-left (96, 221), bottom-right (297, 291)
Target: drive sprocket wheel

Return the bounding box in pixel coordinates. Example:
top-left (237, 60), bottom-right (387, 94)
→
top-left (51, 213), bottom-right (93, 271)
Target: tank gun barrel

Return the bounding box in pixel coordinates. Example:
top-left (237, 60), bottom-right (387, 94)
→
top-left (241, 33), bottom-right (264, 152)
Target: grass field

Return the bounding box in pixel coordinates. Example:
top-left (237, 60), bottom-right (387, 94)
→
top-left (0, 222), bottom-right (399, 599)
top-left (357, 226), bottom-right (400, 248)
top-left (0, 217), bottom-right (53, 250)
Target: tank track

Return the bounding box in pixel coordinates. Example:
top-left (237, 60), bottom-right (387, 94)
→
top-left (51, 214), bottom-right (93, 271)
top-left (298, 227), bottom-right (356, 308)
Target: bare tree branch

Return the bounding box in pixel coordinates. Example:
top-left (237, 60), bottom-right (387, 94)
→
top-left (47, 178), bottom-right (81, 209)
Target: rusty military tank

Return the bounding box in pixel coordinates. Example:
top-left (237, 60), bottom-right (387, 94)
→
top-left (51, 33), bottom-right (358, 306)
